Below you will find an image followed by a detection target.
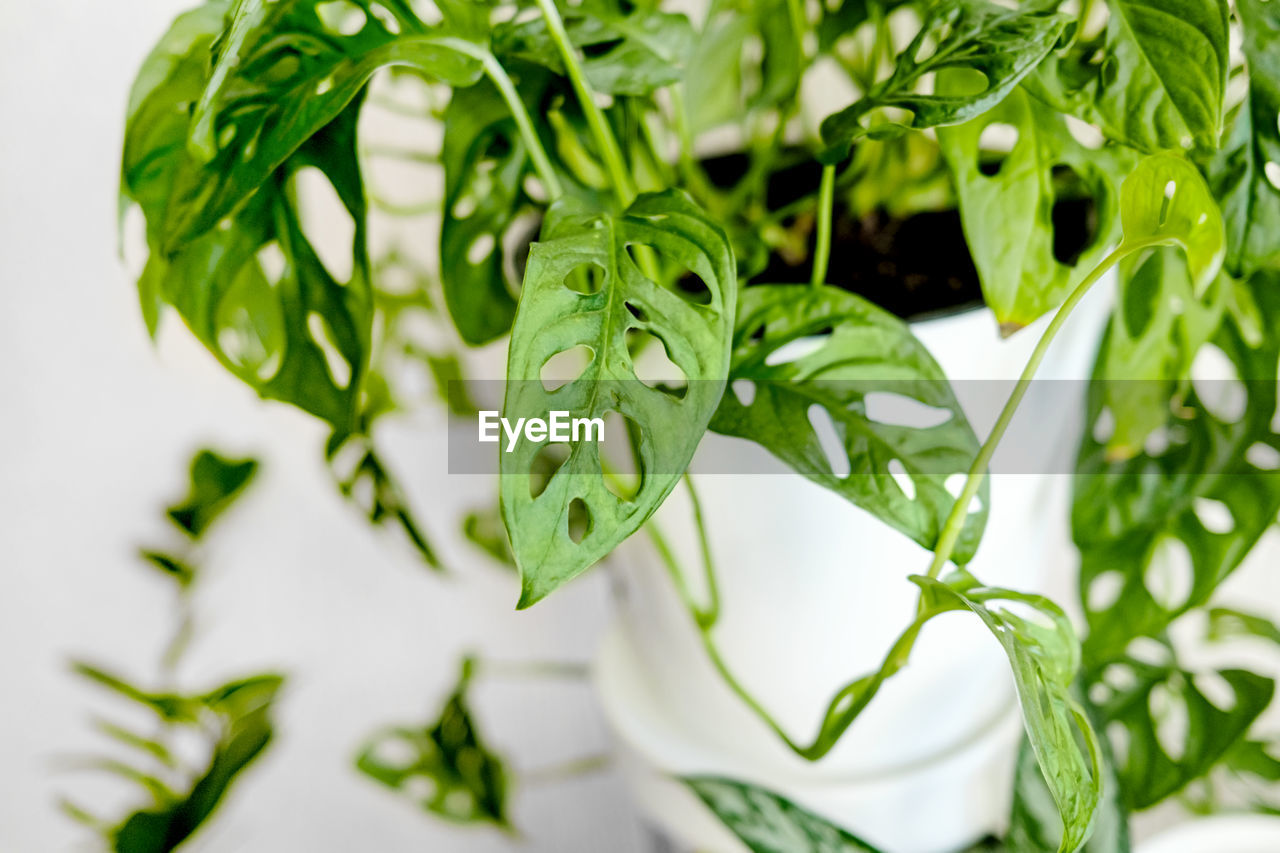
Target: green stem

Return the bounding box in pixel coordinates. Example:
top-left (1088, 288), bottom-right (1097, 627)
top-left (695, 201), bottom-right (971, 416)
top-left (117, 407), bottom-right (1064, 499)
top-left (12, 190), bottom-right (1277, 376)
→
top-left (532, 0), bottom-right (636, 207)
top-left (811, 163), bottom-right (836, 287)
top-left (472, 658), bottom-right (591, 681)
top-left (522, 754), bottom-right (612, 784)
top-left (924, 245), bottom-right (1126, 580)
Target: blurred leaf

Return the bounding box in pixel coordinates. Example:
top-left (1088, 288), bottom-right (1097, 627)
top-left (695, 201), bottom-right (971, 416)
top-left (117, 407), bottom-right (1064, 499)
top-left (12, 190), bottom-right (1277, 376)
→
top-left (138, 551), bottom-right (197, 587)
top-left (166, 449), bottom-right (258, 539)
top-left (1207, 0), bottom-right (1280, 276)
top-left (710, 284), bottom-right (988, 563)
top-left (356, 659), bottom-right (511, 830)
top-left (1073, 271), bottom-right (1280, 667)
top-left (821, 0), bottom-right (1068, 160)
top-left (684, 777), bottom-right (884, 852)
top-left (328, 433), bottom-right (442, 570)
top-left (463, 506), bottom-right (515, 570)
top-left (1093, 647), bottom-right (1273, 810)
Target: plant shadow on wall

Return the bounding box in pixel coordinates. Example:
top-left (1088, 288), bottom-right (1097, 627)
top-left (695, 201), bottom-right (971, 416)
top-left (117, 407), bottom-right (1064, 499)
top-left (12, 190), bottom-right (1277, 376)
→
top-left (113, 0), bottom-right (1280, 851)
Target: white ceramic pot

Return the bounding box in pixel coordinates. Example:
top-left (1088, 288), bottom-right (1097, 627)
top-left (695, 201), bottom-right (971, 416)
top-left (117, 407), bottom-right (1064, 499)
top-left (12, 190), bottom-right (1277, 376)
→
top-left (594, 278), bottom-right (1114, 852)
top-left (1137, 816), bottom-right (1280, 853)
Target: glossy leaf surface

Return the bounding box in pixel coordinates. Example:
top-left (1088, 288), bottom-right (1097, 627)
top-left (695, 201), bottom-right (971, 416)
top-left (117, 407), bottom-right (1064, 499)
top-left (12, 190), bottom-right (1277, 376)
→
top-left (685, 777), bottom-right (884, 852)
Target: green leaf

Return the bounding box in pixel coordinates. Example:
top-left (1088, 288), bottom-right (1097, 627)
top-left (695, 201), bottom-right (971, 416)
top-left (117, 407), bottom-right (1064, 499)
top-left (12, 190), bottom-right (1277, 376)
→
top-left (1207, 0), bottom-right (1280, 276)
top-left (1107, 0), bottom-right (1228, 151)
top-left (138, 551), bottom-right (198, 587)
top-left (167, 0), bottom-right (482, 247)
top-left (166, 449), bottom-right (258, 538)
top-left (1073, 271), bottom-right (1280, 666)
top-left (356, 659), bottom-right (511, 830)
top-left (494, 0), bottom-right (695, 97)
top-left (709, 284), bottom-right (988, 563)
top-left (328, 433), bottom-right (443, 570)
top-left (1007, 706), bottom-right (1132, 853)
top-left (684, 777), bottom-right (885, 852)
top-left (501, 190), bottom-right (736, 607)
top-left (912, 571), bottom-right (1102, 853)
top-left (1116, 154), bottom-right (1225, 292)
top-left (1026, 0), bottom-right (1228, 154)
top-left (937, 86), bottom-right (1135, 330)
top-left (439, 77), bottom-right (532, 344)
top-left (820, 0), bottom-right (1068, 160)
top-left (109, 675), bottom-right (284, 853)
top-left (1093, 647), bottom-right (1274, 809)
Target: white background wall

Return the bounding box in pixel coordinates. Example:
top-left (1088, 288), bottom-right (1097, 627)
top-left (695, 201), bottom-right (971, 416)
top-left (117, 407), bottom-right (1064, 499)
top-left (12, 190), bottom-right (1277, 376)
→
top-left (2, 2), bottom-right (1278, 852)
top-left (0, 2), bottom-right (649, 850)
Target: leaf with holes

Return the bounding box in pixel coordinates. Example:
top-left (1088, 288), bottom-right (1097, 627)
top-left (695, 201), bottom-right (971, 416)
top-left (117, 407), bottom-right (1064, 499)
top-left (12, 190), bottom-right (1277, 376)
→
top-left (1026, 0), bottom-right (1228, 154)
top-left (820, 0), bottom-right (1068, 160)
top-left (1115, 154), bottom-right (1225, 292)
top-left (1092, 645), bottom-right (1274, 810)
top-left (122, 7), bottom-right (378, 436)
top-left (937, 85), bottom-right (1135, 331)
top-left (501, 190), bottom-right (736, 607)
top-left (1073, 270), bottom-right (1280, 667)
top-left (710, 284), bottom-right (987, 562)
top-left (440, 76), bottom-right (535, 345)
top-left (684, 777), bottom-right (885, 853)
top-left (1097, 252), bottom-right (1228, 460)
top-left (913, 570), bottom-right (1102, 853)
top-left (494, 0), bottom-right (695, 97)
top-left (1207, 0), bottom-right (1280, 277)
top-left (356, 659), bottom-right (511, 831)
top-left (167, 0), bottom-right (482, 248)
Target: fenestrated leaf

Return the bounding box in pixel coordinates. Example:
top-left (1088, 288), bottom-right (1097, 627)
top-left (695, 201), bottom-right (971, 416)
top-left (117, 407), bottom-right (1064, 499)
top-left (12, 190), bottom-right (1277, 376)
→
top-left (1114, 154), bottom-right (1225, 293)
top-left (1096, 252), bottom-right (1227, 460)
top-left (1073, 271), bottom-right (1280, 667)
top-left (1092, 645), bottom-right (1274, 810)
top-left (913, 571), bottom-right (1102, 853)
top-left (493, 0), bottom-right (694, 97)
top-left (501, 190), bottom-right (736, 608)
top-left (1207, 0), bottom-right (1280, 277)
top-left (684, 777), bottom-right (884, 853)
top-left (709, 284), bottom-right (988, 563)
top-left (820, 0), bottom-right (1068, 160)
top-left (439, 76), bottom-right (531, 345)
top-left (356, 659), bottom-right (511, 830)
top-left (168, 0), bottom-right (482, 248)
top-left (165, 449), bottom-right (258, 538)
top-left (937, 86), bottom-right (1134, 330)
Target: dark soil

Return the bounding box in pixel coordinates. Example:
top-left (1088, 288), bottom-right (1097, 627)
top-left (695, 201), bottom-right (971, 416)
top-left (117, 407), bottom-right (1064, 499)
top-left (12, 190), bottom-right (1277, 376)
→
top-left (699, 151), bottom-right (1098, 324)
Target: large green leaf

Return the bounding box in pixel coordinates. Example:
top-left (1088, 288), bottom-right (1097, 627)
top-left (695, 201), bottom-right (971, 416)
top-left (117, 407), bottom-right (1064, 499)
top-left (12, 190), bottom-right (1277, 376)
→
top-left (1207, 0), bottom-right (1280, 277)
top-left (684, 777), bottom-right (884, 852)
top-left (168, 0), bottom-right (482, 248)
top-left (501, 191), bottom-right (736, 607)
top-left (1116, 154), bottom-right (1225, 290)
top-left (1026, 0), bottom-right (1228, 154)
top-left (913, 571), bottom-right (1102, 853)
top-left (937, 86), bottom-right (1134, 331)
top-left (1073, 271), bottom-right (1280, 667)
top-left (356, 659), bottom-right (511, 830)
top-left (1092, 645), bottom-right (1274, 809)
top-left (820, 0), bottom-right (1068, 159)
top-left (709, 284), bottom-right (988, 563)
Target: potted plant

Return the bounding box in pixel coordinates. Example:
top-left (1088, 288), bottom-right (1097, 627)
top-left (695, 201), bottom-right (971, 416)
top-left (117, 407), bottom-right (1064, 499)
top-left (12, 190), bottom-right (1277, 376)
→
top-left (117, 0), bottom-right (1280, 850)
